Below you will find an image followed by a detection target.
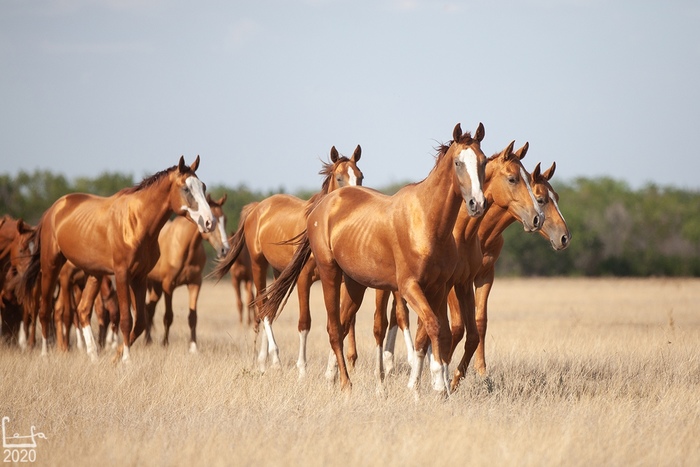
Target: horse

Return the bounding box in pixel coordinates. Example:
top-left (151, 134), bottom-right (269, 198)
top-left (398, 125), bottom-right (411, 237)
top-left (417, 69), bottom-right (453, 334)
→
top-left (346, 139), bottom-right (545, 389)
top-left (364, 141), bottom-right (545, 376)
top-left (229, 239), bottom-right (255, 326)
top-left (0, 217), bottom-right (34, 346)
top-left (20, 156), bottom-right (215, 362)
top-left (1, 219), bottom-right (40, 350)
top-left (259, 122), bottom-right (488, 394)
top-left (450, 160), bottom-right (570, 386)
top-left (211, 145), bottom-right (363, 375)
top-left (141, 193), bottom-right (230, 353)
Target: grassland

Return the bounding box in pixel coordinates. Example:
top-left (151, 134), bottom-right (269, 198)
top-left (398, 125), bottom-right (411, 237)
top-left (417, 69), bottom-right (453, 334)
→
top-left (1, 277), bottom-right (699, 466)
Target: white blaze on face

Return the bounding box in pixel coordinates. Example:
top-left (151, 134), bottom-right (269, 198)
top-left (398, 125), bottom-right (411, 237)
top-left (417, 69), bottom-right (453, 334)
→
top-left (344, 166), bottom-right (359, 186)
top-left (520, 167), bottom-right (545, 218)
top-left (459, 148), bottom-right (485, 204)
top-left (548, 189), bottom-right (566, 222)
top-left (181, 177), bottom-right (215, 233)
top-left (217, 215), bottom-right (230, 251)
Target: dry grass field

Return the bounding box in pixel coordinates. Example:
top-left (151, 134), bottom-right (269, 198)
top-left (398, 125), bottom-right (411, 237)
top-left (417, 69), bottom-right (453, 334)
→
top-left (1, 277), bottom-right (699, 466)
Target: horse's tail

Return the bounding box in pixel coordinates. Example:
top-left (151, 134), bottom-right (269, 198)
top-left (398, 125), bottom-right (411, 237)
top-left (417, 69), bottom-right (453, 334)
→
top-left (256, 230), bottom-right (312, 323)
top-left (18, 222), bottom-right (42, 306)
top-left (209, 202), bottom-right (256, 281)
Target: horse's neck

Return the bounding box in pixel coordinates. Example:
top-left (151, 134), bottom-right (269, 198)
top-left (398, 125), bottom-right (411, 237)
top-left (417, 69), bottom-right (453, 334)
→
top-left (478, 206), bottom-right (517, 250)
top-left (132, 183), bottom-right (176, 240)
top-left (417, 155), bottom-right (464, 240)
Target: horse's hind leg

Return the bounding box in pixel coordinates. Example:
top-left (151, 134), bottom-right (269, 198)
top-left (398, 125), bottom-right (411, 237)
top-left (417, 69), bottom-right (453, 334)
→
top-left (295, 263), bottom-right (318, 377)
top-left (186, 282), bottom-right (200, 353)
top-left (76, 275), bottom-right (102, 362)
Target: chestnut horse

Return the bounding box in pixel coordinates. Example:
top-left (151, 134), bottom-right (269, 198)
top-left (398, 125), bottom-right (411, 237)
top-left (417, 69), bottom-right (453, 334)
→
top-left (142, 194), bottom-right (230, 353)
top-left (259, 123), bottom-right (487, 394)
top-left (211, 146), bottom-right (363, 375)
top-left (451, 160), bottom-right (570, 385)
top-left (0, 217), bottom-right (36, 347)
top-left (230, 240), bottom-right (255, 326)
top-left (347, 140), bottom-right (544, 388)
top-left (20, 156), bottom-right (214, 362)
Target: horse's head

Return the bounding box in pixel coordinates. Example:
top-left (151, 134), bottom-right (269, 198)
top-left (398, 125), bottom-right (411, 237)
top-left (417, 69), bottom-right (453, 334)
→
top-left (450, 122), bottom-right (487, 217)
top-left (9, 219), bottom-right (36, 285)
top-left (485, 141), bottom-right (544, 232)
top-left (322, 145), bottom-right (364, 194)
top-left (204, 193), bottom-right (231, 259)
top-left (171, 156), bottom-right (215, 234)
top-left (531, 162), bottom-right (571, 250)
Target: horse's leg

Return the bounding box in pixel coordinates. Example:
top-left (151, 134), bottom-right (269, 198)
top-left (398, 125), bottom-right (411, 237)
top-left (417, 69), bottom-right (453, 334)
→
top-left (245, 280), bottom-right (255, 326)
top-left (295, 262), bottom-right (317, 377)
top-left (112, 269), bottom-right (133, 362)
top-left (76, 275), bottom-right (101, 362)
top-left (186, 281), bottom-right (201, 353)
top-left (402, 281), bottom-right (449, 396)
top-left (473, 267), bottom-right (495, 376)
top-left (394, 293), bottom-right (415, 367)
top-left (126, 278), bottom-right (147, 362)
top-left (447, 286), bottom-right (464, 358)
top-left (144, 282), bottom-right (162, 345)
top-left (319, 265), bottom-right (352, 391)
top-left (370, 288), bottom-right (388, 391)
top-left (251, 261), bottom-right (269, 372)
top-left (232, 276), bottom-right (244, 324)
top-left (450, 280), bottom-right (479, 392)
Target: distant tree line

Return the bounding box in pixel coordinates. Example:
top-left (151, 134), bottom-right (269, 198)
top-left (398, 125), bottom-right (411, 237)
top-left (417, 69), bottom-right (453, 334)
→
top-left (1, 170), bottom-right (699, 277)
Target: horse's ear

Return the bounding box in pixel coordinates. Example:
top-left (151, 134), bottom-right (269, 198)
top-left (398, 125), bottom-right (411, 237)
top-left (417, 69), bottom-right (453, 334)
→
top-left (352, 145), bottom-right (361, 162)
top-left (532, 162), bottom-right (542, 180)
top-left (178, 156), bottom-right (186, 172)
top-left (190, 155), bottom-right (201, 172)
top-left (330, 146), bottom-right (339, 163)
top-left (206, 193), bottom-right (213, 204)
top-left (218, 193), bottom-right (227, 205)
top-left (502, 140), bottom-right (516, 161)
top-left (475, 122), bottom-right (485, 143)
top-left (515, 141), bottom-right (529, 160)
top-left (453, 123), bottom-right (463, 142)
top-left (543, 161), bottom-right (556, 180)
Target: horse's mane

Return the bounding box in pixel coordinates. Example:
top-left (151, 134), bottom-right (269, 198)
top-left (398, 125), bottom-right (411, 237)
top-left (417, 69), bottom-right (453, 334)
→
top-left (302, 155), bottom-right (354, 217)
top-left (318, 155), bottom-right (352, 195)
top-left (426, 130), bottom-right (475, 177)
top-left (120, 164), bottom-right (179, 195)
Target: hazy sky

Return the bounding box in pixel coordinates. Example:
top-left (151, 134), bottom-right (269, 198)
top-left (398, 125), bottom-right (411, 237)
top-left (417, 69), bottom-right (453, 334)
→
top-left (1, 0), bottom-right (698, 193)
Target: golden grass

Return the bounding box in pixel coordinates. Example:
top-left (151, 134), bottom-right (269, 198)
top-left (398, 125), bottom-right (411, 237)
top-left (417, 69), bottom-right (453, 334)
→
top-left (1, 278), bottom-right (699, 466)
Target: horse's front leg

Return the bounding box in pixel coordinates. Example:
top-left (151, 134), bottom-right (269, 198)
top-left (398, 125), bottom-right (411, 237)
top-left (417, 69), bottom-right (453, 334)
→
top-left (127, 278), bottom-right (148, 361)
top-left (113, 270), bottom-right (133, 363)
top-left (186, 281), bottom-right (201, 353)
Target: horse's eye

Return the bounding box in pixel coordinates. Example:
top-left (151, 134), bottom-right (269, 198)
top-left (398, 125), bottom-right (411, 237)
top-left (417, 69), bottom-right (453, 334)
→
top-left (455, 160), bottom-right (462, 168)
top-left (508, 176), bottom-right (518, 184)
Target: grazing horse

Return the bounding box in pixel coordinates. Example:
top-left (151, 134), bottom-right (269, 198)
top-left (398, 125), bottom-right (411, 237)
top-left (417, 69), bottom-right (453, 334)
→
top-left (259, 123), bottom-right (487, 394)
top-left (212, 146), bottom-right (363, 375)
top-left (20, 156), bottom-right (215, 362)
top-left (0, 217), bottom-right (35, 347)
top-left (230, 240), bottom-right (255, 326)
top-left (142, 194), bottom-right (230, 353)
top-left (456, 161), bottom-right (570, 383)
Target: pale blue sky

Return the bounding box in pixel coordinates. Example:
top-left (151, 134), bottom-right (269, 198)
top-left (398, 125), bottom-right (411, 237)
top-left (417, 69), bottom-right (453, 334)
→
top-left (1, 0), bottom-right (698, 192)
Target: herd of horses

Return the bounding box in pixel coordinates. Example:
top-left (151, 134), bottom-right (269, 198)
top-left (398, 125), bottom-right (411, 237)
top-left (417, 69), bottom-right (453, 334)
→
top-left (0, 122), bottom-right (570, 396)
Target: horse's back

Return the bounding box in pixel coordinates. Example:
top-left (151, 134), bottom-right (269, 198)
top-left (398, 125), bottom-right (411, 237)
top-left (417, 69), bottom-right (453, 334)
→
top-left (247, 194), bottom-right (309, 271)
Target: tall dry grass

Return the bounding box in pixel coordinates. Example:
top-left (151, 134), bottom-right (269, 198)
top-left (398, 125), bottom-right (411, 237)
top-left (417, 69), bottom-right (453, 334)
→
top-left (1, 278), bottom-right (699, 466)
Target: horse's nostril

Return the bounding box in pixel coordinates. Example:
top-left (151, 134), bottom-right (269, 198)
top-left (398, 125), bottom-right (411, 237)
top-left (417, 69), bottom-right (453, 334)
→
top-left (469, 199), bottom-right (476, 210)
top-left (562, 235), bottom-right (569, 246)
